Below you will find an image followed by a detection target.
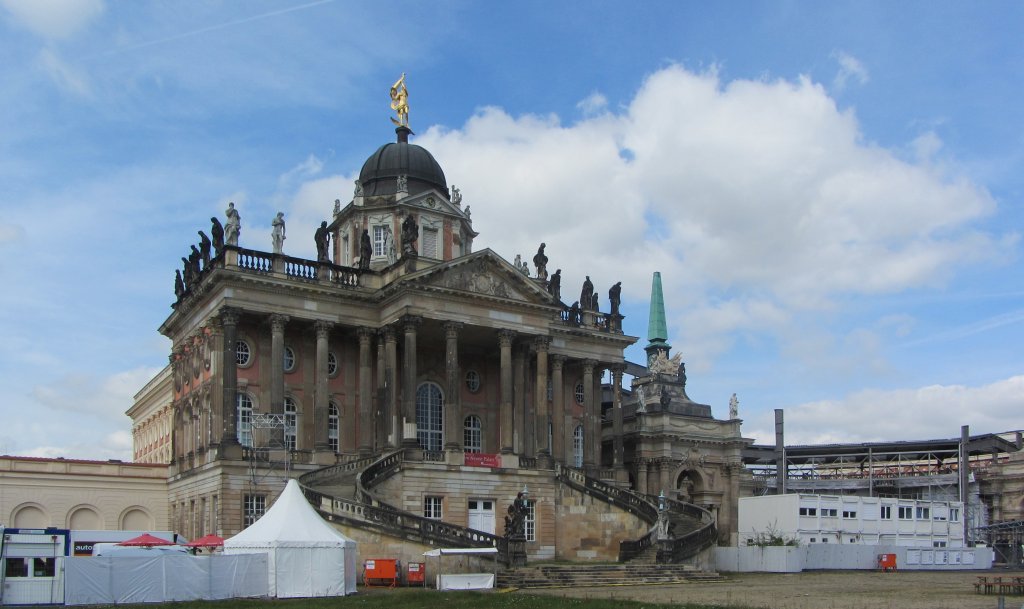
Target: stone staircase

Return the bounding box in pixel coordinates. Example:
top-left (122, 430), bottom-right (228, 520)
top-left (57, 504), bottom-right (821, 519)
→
top-left (497, 563), bottom-right (725, 588)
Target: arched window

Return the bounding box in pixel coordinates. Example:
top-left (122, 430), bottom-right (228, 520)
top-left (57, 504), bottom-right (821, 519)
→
top-left (416, 382), bottom-right (444, 451)
top-left (328, 402), bottom-right (339, 453)
top-left (574, 381), bottom-right (585, 405)
top-left (284, 397), bottom-right (297, 450)
top-left (283, 346), bottom-right (296, 372)
top-left (464, 415), bottom-right (482, 453)
top-left (237, 393), bottom-right (253, 447)
top-left (572, 424), bottom-right (584, 468)
top-left (327, 352), bottom-right (338, 377)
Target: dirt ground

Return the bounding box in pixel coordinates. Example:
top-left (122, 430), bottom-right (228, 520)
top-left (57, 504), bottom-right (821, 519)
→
top-left (520, 569), bottom-right (1024, 609)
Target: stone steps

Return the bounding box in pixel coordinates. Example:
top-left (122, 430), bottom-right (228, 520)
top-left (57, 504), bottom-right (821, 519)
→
top-left (497, 563), bottom-right (724, 589)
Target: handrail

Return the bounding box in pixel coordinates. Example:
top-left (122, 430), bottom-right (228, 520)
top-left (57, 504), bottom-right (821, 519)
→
top-left (556, 464), bottom-right (716, 563)
top-left (301, 449), bottom-right (510, 564)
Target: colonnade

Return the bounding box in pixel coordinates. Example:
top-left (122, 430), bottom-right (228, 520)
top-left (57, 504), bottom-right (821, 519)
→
top-left (211, 306), bottom-right (623, 467)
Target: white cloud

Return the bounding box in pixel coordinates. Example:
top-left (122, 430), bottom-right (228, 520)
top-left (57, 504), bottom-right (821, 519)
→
top-left (744, 375), bottom-right (1024, 445)
top-left (832, 50), bottom-right (869, 91)
top-left (38, 47), bottom-right (91, 96)
top-left (407, 65), bottom-right (1006, 376)
top-left (278, 154), bottom-right (325, 190)
top-left (577, 91), bottom-right (608, 116)
top-left (30, 366), bottom-right (162, 421)
top-left (1, 0), bottom-right (104, 39)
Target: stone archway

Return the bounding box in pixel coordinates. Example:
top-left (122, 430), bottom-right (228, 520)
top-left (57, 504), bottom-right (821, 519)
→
top-left (674, 468), bottom-right (706, 504)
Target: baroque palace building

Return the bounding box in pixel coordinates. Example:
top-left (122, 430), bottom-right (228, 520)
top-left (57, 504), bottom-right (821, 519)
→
top-left (129, 93), bottom-right (748, 563)
top-left (127, 89), bottom-right (1020, 564)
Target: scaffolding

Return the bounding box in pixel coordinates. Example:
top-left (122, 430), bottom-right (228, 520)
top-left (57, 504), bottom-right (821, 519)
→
top-left (976, 520), bottom-right (1024, 566)
top-left (246, 413), bottom-right (292, 489)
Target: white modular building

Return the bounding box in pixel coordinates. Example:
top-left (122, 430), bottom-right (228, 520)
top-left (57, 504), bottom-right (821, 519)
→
top-left (739, 494), bottom-right (965, 548)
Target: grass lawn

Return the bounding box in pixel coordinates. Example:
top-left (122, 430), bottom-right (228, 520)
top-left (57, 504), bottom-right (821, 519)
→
top-left (82, 589), bottom-right (746, 609)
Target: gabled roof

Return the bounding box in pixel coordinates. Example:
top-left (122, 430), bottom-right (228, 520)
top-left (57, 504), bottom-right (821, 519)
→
top-left (388, 248), bottom-right (560, 308)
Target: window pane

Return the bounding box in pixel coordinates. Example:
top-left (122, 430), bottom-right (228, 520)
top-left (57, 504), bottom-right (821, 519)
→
top-left (416, 383), bottom-right (443, 451)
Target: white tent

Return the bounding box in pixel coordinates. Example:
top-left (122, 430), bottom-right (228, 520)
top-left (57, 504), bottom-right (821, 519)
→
top-left (224, 479), bottom-right (357, 597)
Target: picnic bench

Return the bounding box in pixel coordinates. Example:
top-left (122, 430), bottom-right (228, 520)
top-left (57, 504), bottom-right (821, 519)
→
top-left (974, 576), bottom-right (1024, 595)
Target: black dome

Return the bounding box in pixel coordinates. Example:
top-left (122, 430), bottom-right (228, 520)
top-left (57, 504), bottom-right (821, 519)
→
top-left (358, 127), bottom-right (447, 197)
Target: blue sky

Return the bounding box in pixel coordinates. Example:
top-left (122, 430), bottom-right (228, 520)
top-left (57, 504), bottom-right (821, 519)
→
top-left (1, 0), bottom-right (1022, 459)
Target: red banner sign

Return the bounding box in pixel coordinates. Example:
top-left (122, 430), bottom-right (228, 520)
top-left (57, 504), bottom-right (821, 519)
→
top-left (464, 453), bottom-right (501, 468)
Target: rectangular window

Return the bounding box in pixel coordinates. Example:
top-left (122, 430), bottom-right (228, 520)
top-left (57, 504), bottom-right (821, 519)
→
top-left (822, 508), bottom-right (838, 517)
top-left (422, 227), bottom-right (439, 259)
top-left (810, 538), bottom-right (816, 543)
top-left (525, 500), bottom-right (536, 542)
top-left (243, 494), bottom-right (266, 527)
top-left (950, 508), bottom-right (960, 522)
top-left (342, 235), bottom-right (350, 266)
top-left (843, 510), bottom-right (857, 519)
top-left (880, 505), bottom-right (892, 519)
top-left (33, 558), bottom-right (55, 578)
top-left (5, 558), bottom-right (28, 578)
top-left (822, 538), bottom-right (829, 543)
top-left (898, 506), bottom-right (913, 520)
top-left (424, 496), bottom-right (443, 520)
top-left (916, 506), bottom-right (930, 520)
top-left (933, 540), bottom-right (947, 548)
top-left (373, 225), bottom-right (386, 257)
top-left (799, 507), bottom-right (817, 516)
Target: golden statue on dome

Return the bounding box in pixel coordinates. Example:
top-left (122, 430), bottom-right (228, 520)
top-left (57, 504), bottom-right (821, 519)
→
top-left (390, 73), bottom-right (409, 128)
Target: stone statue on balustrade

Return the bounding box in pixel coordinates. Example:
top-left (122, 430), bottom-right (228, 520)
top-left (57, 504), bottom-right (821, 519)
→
top-left (315, 221), bottom-right (330, 262)
top-left (189, 245), bottom-right (202, 278)
top-left (210, 217), bottom-right (224, 254)
top-left (580, 276), bottom-right (593, 310)
top-left (224, 202), bottom-right (241, 246)
top-left (198, 231), bottom-right (212, 269)
top-left (567, 301), bottom-right (580, 325)
top-left (609, 282), bottom-right (622, 316)
top-left (729, 393), bottom-right (739, 419)
top-left (271, 212), bottom-right (286, 254)
top-left (401, 214), bottom-right (418, 256)
top-left (548, 269), bottom-right (562, 301)
top-left (533, 243), bottom-right (548, 281)
top-left (359, 229), bottom-right (372, 270)
top-left (174, 270), bottom-right (184, 300)
top-left (181, 256), bottom-right (193, 289)
top-left (384, 226), bottom-right (397, 265)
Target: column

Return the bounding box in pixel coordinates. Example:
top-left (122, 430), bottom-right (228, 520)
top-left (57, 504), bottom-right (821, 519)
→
top-left (269, 314), bottom-right (288, 412)
top-left (219, 307), bottom-right (240, 446)
top-left (582, 359), bottom-right (596, 468)
top-left (401, 315), bottom-right (421, 447)
top-left (383, 326), bottom-right (398, 448)
top-left (534, 337), bottom-right (551, 456)
top-left (659, 459), bottom-right (672, 496)
top-left (443, 322), bottom-right (463, 450)
top-left (207, 320), bottom-right (224, 447)
top-left (375, 329), bottom-right (387, 452)
top-left (611, 364), bottom-right (625, 468)
top-left (637, 459), bottom-right (649, 495)
top-left (498, 329), bottom-right (515, 454)
top-left (592, 365), bottom-right (604, 468)
top-left (514, 345), bottom-right (527, 455)
top-left (313, 320), bottom-right (332, 451)
top-left (550, 355), bottom-right (565, 462)
top-left (357, 327), bottom-right (374, 456)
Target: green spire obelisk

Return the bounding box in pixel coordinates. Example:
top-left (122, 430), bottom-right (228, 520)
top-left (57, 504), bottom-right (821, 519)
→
top-left (645, 272), bottom-right (671, 367)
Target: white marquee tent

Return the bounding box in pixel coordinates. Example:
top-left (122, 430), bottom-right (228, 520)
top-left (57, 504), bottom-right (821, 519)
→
top-left (224, 479), bottom-right (357, 597)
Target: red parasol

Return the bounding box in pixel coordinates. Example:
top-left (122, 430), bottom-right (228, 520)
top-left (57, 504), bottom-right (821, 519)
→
top-left (117, 533), bottom-right (176, 547)
top-left (184, 534), bottom-right (225, 548)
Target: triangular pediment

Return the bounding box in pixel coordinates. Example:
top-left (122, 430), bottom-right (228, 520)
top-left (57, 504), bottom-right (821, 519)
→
top-left (406, 249), bottom-right (558, 306)
top-left (401, 189), bottom-right (468, 220)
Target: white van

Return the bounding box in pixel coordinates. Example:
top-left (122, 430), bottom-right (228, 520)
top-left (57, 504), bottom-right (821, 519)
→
top-left (91, 543), bottom-right (191, 557)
